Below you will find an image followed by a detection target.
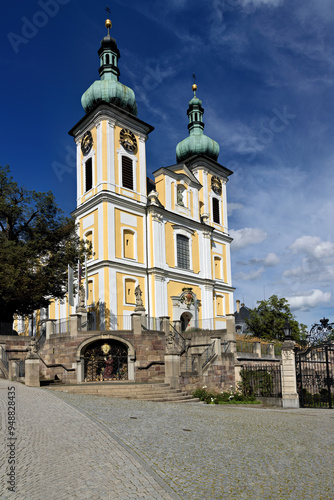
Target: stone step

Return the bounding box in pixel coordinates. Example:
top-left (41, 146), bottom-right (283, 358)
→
top-left (47, 382), bottom-right (197, 403)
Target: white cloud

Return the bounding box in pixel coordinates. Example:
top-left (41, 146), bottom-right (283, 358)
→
top-left (227, 202), bottom-right (244, 215)
top-left (283, 258), bottom-right (334, 284)
top-left (230, 227), bottom-right (267, 249)
top-left (289, 236), bottom-right (334, 260)
top-left (235, 267), bottom-right (265, 281)
top-left (247, 252), bottom-right (280, 267)
top-left (286, 289), bottom-right (332, 312)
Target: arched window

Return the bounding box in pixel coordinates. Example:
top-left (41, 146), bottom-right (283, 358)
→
top-left (124, 279), bottom-right (136, 304)
top-left (105, 54), bottom-right (110, 64)
top-left (212, 198), bottom-right (220, 224)
top-left (214, 256), bottom-right (222, 279)
top-left (177, 234), bottom-right (190, 269)
top-left (123, 229), bottom-right (135, 260)
top-left (85, 158), bottom-right (93, 192)
top-left (122, 156), bottom-right (133, 190)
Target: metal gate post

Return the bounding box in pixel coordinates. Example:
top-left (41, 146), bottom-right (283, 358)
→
top-left (325, 346), bottom-right (332, 409)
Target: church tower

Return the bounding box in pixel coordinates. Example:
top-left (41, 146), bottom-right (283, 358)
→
top-left (68, 17), bottom-right (154, 329)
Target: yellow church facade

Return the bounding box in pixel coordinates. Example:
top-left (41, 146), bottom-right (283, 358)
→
top-left (49, 18), bottom-right (235, 333)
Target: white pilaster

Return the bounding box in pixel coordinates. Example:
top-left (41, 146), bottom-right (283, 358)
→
top-left (96, 122), bottom-right (102, 189)
top-left (107, 120), bottom-right (116, 191)
top-left (138, 135), bottom-right (147, 203)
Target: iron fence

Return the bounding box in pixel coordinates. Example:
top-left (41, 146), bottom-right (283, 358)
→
top-left (17, 360), bottom-right (25, 378)
top-left (296, 343), bottom-right (334, 408)
top-left (221, 341), bottom-right (233, 353)
top-left (240, 364), bottom-right (282, 398)
top-left (145, 317), bottom-right (161, 331)
top-left (53, 319), bottom-right (70, 334)
top-left (202, 341), bottom-right (216, 368)
top-left (0, 346), bottom-right (8, 370)
top-left (36, 332), bottom-right (46, 351)
top-left (236, 340), bottom-right (253, 353)
top-left (86, 314), bottom-right (132, 331)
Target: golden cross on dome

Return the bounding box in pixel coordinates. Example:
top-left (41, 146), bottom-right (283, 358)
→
top-left (105, 5), bottom-right (112, 34)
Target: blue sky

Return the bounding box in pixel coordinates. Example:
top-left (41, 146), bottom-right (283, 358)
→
top-left (1, 0), bottom-right (334, 329)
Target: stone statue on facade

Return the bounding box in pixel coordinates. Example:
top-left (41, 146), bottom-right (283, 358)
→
top-left (177, 186), bottom-right (184, 206)
top-left (27, 338), bottom-right (39, 359)
top-left (77, 285), bottom-right (87, 313)
top-left (134, 285), bottom-right (145, 313)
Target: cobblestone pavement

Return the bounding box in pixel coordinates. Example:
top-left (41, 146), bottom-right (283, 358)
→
top-left (1, 380), bottom-right (334, 500)
top-left (0, 380), bottom-right (180, 500)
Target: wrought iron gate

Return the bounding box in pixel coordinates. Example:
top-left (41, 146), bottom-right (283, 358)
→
top-left (296, 343), bottom-right (334, 408)
top-left (84, 340), bottom-right (128, 382)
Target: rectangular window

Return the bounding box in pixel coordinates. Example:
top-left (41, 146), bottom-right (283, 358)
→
top-left (122, 156), bottom-right (133, 190)
top-left (85, 158), bottom-right (93, 192)
top-left (212, 198), bottom-right (220, 224)
top-left (177, 234), bottom-right (190, 269)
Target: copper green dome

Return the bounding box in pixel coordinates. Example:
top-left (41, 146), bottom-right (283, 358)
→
top-left (176, 84), bottom-right (219, 163)
top-left (81, 20), bottom-right (138, 116)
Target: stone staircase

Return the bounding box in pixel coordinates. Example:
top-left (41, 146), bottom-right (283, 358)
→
top-left (47, 382), bottom-right (201, 403)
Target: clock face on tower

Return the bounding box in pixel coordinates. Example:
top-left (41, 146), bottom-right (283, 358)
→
top-left (211, 176), bottom-right (222, 195)
top-left (81, 131), bottom-right (93, 155)
top-left (120, 128), bottom-right (137, 153)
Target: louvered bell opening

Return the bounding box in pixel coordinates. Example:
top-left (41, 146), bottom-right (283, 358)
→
top-left (85, 158), bottom-right (93, 192)
top-left (212, 198), bottom-right (220, 224)
top-left (122, 156), bottom-right (133, 190)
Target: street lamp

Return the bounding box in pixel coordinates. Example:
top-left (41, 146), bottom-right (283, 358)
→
top-left (283, 319), bottom-right (292, 340)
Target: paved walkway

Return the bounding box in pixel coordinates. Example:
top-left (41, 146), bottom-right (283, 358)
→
top-left (0, 380), bottom-right (333, 499)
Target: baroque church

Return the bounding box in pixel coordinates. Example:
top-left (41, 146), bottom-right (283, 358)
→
top-left (48, 16), bottom-right (235, 333)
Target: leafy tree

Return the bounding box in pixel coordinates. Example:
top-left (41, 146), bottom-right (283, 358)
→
top-left (245, 295), bottom-right (307, 342)
top-left (0, 166), bottom-right (90, 325)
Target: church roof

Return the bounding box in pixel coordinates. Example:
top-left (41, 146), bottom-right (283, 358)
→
top-left (81, 18), bottom-right (138, 116)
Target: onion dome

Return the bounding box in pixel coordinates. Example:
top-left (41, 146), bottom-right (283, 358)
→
top-left (176, 84), bottom-right (219, 163)
top-left (81, 18), bottom-right (138, 116)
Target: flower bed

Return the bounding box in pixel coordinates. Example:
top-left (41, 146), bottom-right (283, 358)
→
top-left (193, 387), bottom-right (260, 405)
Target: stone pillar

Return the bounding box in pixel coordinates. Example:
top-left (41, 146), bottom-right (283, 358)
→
top-left (173, 320), bottom-right (181, 333)
top-left (281, 340), bottom-right (299, 408)
top-left (253, 342), bottom-right (262, 358)
top-left (128, 354), bottom-right (135, 381)
top-left (193, 354), bottom-right (202, 376)
top-left (131, 313), bottom-right (143, 336)
top-left (70, 314), bottom-right (81, 337)
top-left (25, 339), bottom-right (40, 387)
top-left (45, 319), bottom-right (55, 340)
top-left (164, 354), bottom-right (180, 388)
top-left (25, 357), bottom-right (40, 387)
top-left (267, 343), bottom-right (275, 358)
top-left (226, 314), bottom-right (236, 343)
top-left (76, 357), bottom-right (84, 383)
top-left (211, 338), bottom-right (222, 356)
top-left (160, 316), bottom-right (170, 335)
top-left (227, 340), bottom-right (237, 354)
top-left (80, 312), bottom-right (88, 331)
top-left (8, 359), bottom-right (18, 380)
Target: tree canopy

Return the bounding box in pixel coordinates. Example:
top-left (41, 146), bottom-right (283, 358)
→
top-left (245, 295), bottom-right (308, 342)
top-left (0, 166), bottom-right (89, 324)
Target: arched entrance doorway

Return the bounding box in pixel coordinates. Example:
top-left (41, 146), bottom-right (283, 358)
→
top-left (180, 312), bottom-right (192, 332)
top-left (83, 339), bottom-right (128, 382)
